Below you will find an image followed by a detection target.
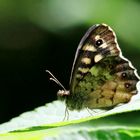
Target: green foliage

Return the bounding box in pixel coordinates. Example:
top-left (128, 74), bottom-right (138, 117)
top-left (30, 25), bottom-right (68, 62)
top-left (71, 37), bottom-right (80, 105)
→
top-left (1, 0), bottom-right (140, 50)
top-left (0, 0), bottom-right (140, 139)
top-left (0, 84), bottom-right (140, 140)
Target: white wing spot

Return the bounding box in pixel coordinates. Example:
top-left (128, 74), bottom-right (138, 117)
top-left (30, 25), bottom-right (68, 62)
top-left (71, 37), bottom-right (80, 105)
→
top-left (78, 67), bottom-right (89, 73)
top-left (81, 57), bottom-right (91, 64)
top-left (82, 44), bottom-right (97, 52)
top-left (94, 54), bottom-right (103, 63)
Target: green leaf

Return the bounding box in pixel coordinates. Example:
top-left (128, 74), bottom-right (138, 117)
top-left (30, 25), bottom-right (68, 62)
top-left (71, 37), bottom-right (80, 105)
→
top-left (0, 82), bottom-right (140, 140)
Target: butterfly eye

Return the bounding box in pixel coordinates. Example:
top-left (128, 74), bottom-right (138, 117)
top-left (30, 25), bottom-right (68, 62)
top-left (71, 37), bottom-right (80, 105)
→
top-left (95, 39), bottom-right (103, 46)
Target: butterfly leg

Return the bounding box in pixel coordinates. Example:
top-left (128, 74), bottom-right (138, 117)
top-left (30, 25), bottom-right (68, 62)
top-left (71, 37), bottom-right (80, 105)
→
top-left (63, 106), bottom-right (69, 121)
top-left (86, 107), bottom-right (107, 116)
top-left (86, 108), bottom-right (94, 116)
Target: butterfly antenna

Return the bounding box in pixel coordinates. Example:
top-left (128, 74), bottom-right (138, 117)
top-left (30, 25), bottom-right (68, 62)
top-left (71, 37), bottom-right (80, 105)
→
top-left (46, 70), bottom-right (66, 91)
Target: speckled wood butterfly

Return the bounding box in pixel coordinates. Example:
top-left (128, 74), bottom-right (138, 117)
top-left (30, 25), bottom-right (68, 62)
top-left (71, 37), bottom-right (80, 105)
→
top-left (47, 24), bottom-right (139, 111)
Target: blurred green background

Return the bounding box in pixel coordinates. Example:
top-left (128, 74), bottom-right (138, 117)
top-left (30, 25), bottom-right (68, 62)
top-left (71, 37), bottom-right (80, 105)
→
top-left (0, 0), bottom-right (140, 123)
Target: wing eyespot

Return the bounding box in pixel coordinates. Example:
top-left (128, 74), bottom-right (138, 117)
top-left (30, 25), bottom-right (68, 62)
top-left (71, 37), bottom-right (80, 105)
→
top-left (125, 83), bottom-right (131, 89)
top-left (122, 72), bottom-right (127, 78)
top-left (95, 39), bottom-right (103, 46)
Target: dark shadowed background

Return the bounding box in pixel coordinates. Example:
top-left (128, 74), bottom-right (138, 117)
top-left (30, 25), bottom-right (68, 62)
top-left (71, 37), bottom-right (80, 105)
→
top-left (0, 0), bottom-right (140, 123)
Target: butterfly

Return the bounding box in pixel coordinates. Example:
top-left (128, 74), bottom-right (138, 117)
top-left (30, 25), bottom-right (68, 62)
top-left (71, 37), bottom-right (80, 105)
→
top-left (47, 23), bottom-right (139, 111)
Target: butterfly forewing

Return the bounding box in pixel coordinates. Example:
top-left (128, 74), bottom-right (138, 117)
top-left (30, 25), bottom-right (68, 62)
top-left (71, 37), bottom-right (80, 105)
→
top-left (70, 24), bottom-right (120, 93)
